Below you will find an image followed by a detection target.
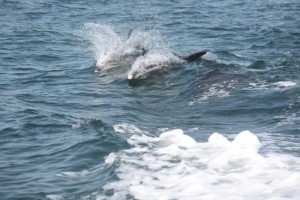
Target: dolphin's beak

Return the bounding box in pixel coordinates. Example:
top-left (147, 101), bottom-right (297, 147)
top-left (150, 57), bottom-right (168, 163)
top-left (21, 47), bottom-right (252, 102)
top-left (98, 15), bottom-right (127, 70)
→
top-left (128, 74), bottom-right (133, 80)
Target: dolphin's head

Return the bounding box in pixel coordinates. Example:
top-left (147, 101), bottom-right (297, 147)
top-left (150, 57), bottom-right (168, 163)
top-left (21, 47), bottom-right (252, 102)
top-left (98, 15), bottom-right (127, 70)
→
top-left (127, 74), bottom-right (134, 80)
top-left (127, 63), bottom-right (162, 80)
top-left (95, 58), bottom-right (121, 71)
top-left (127, 53), bottom-right (174, 81)
top-left (94, 60), bottom-right (104, 71)
top-left (127, 64), bottom-right (147, 80)
top-left (127, 70), bottom-right (138, 80)
top-left (127, 56), bottom-right (149, 80)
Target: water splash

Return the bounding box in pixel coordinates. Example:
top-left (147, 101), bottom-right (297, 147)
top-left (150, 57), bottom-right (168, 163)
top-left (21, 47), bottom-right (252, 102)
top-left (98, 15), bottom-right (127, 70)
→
top-left (79, 23), bottom-right (161, 71)
top-left (97, 129), bottom-right (300, 200)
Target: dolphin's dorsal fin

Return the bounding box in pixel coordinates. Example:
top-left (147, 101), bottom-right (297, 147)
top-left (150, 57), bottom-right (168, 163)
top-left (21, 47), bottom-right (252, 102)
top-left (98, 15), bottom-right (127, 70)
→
top-left (182, 51), bottom-right (207, 62)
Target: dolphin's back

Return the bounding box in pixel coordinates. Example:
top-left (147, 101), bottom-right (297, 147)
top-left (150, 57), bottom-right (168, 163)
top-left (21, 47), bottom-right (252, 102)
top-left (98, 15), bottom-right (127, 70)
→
top-left (182, 51), bottom-right (207, 62)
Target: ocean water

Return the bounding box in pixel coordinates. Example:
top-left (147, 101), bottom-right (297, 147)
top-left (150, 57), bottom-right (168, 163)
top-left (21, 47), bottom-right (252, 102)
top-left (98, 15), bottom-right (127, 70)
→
top-left (0, 0), bottom-right (300, 199)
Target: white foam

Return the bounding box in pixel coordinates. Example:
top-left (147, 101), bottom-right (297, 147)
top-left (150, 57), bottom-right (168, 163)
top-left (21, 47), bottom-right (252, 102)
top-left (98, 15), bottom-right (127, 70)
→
top-left (98, 129), bottom-right (300, 200)
top-left (189, 82), bottom-right (233, 105)
top-left (208, 132), bottom-right (231, 146)
top-left (274, 81), bottom-right (297, 88)
top-left (113, 123), bottom-right (144, 135)
top-left (201, 51), bottom-right (221, 63)
top-left (56, 163), bottom-right (105, 178)
top-left (247, 80), bottom-right (297, 91)
top-left (46, 195), bottom-right (64, 200)
top-left (201, 84), bottom-right (230, 100)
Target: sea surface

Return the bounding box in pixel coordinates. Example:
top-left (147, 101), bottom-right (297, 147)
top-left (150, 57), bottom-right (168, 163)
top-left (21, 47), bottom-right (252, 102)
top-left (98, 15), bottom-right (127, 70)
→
top-left (1, 0), bottom-right (300, 199)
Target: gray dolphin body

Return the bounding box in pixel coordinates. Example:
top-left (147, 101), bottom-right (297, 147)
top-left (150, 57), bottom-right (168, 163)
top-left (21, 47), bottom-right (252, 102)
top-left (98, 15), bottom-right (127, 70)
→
top-left (127, 51), bottom-right (207, 80)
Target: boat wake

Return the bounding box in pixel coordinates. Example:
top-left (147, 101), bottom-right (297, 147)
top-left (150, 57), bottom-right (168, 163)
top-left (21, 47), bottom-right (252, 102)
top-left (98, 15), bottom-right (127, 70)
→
top-left (56, 127), bottom-right (300, 200)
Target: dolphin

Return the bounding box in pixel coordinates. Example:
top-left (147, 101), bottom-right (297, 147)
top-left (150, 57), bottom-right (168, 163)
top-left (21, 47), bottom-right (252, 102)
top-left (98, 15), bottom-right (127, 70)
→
top-left (95, 30), bottom-right (149, 71)
top-left (127, 51), bottom-right (207, 80)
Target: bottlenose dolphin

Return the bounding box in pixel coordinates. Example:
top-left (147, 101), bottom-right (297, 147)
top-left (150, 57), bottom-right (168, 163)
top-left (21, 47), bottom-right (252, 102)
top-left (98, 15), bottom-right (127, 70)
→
top-left (95, 30), bottom-right (149, 71)
top-left (127, 51), bottom-right (207, 80)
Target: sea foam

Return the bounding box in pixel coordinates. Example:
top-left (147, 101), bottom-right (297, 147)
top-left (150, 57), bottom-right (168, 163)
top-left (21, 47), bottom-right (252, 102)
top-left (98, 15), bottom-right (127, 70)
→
top-left (97, 129), bottom-right (300, 200)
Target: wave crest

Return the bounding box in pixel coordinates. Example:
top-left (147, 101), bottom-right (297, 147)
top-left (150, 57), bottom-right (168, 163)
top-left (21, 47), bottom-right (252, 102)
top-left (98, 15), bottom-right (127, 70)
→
top-left (98, 129), bottom-right (300, 200)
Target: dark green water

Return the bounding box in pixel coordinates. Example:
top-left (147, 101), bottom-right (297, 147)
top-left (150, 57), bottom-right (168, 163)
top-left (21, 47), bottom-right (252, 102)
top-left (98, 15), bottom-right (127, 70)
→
top-left (0, 0), bottom-right (299, 199)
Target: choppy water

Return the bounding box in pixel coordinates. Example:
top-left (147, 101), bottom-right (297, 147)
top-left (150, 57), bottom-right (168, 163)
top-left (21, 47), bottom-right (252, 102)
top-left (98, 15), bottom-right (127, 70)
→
top-left (1, 0), bottom-right (300, 199)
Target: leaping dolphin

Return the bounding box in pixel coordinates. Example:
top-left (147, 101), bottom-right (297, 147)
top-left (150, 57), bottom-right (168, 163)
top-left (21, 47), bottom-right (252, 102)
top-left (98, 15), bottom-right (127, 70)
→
top-left (127, 51), bottom-right (207, 80)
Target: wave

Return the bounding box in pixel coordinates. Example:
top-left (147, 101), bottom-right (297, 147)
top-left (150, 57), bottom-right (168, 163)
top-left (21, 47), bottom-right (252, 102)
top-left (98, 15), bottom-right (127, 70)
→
top-left (55, 126), bottom-right (300, 200)
top-left (188, 67), bottom-right (253, 104)
top-left (98, 129), bottom-right (300, 200)
top-left (247, 80), bottom-right (297, 91)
